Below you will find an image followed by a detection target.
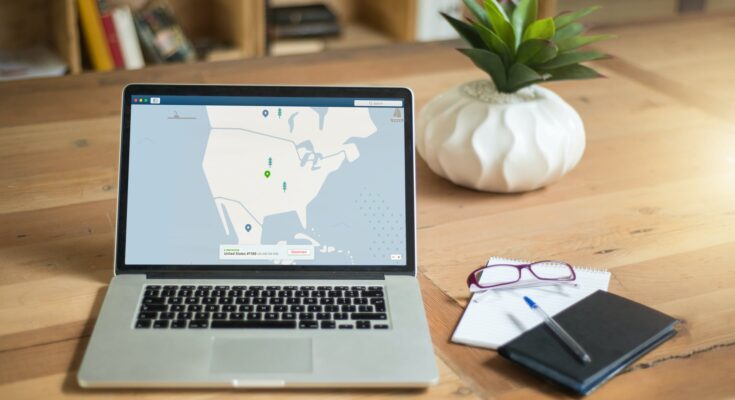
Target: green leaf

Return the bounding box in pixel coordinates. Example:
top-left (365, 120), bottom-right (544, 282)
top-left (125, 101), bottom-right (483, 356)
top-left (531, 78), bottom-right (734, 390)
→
top-left (554, 22), bottom-right (584, 41)
top-left (515, 39), bottom-right (551, 64)
top-left (441, 12), bottom-right (485, 49)
top-left (499, 0), bottom-right (515, 18)
top-left (523, 17), bottom-right (555, 41)
top-left (474, 22), bottom-right (512, 65)
top-left (515, 39), bottom-right (558, 65)
top-left (556, 34), bottom-right (615, 52)
top-left (528, 42), bottom-right (558, 65)
top-left (538, 50), bottom-right (607, 70)
top-left (546, 64), bottom-right (604, 81)
top-left (512, 0), bottom-right (538, 46)
top-left (554, 6), bottom-right (601, 29)
top-left (458, 48), bottom-right (508, 90)
top-left (484, 0), bottom-right (516, 51)
top-left (507, 63), bottom-right (544, 92)
top-left (463, 0), bottom-right (489, 25)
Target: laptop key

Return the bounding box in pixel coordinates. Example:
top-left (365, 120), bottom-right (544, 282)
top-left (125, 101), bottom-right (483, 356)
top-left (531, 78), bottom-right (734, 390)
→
top-left (140, 304), bottom-right (167, 312)
top-left (265, 313), bottom-right (279, 320)
top-left (177, 312), bottom-right (192, 320)
top-left (317, 286), bottom-right (332, 291)
top-left (212, 312), bottom-right (227, 320)
top-left (256, 305), bottom-right (270, 312)
top-left (143, 297), bottom-right (165, 304)
top-left (202, 297), bottom-right (216, 304)
top-left (324, 305), bottom-right (339, 312)
top-left (135, 320), bottom-right (152, 328)
top-left (159, 312), bottom-right (175, 320)
top-left (338, 324), bottom-right (353, 329)
top-left (144, 289), bottom-right (159, 297)
top-left (273, 305), bottom-right (288, 312)
top-left (222, 305), bottom-right (236, 312)
top-left (146, 285), bottom-right (161, 290)
top-left (282, 313), bottom-right (296, 320)
top-left (299, 321), bottom-right (318, 329)
top-left (230, 312), bottom-right (244, 319)
top-left (180, 285), bottom-right (196, 290)
top-left (205, 305), bottom-right (219, 312)
top-left (374, 324), bottom-right (389, 329)
top-left (211, 320), bottom-right (296, 329)
top-left (170, 304), bottom-right (185, 312)
top-left (350, 313), bottom-right (387, 320)
top-left (358, 305), bottom-right (373, 312)
top-left (138, 312), bottom-right (157, 319)
top-left (195, 312), bottom-right (209, 320)
top-left (341, 305), bottom-right (356, 313)
top-left (333, 313), bottom-right (348, 320)
top-left (239, 305), bottom-right (253, 312)
top-left (287, 298), bottom-right (301, 305)
top-left (299, 313), bottom-right (314, 320)
top-left (189, 320), bottom-right (209, 329)
top-left (353, 298), bottom-right (368, 305)
top-left (247, 312), bottom-right (262, 320)
top-left (356, 321), bottom-right (371, 329)
top-left (316, 313), bottom-right (330, 320)
top-left (321, 321), bottom-right (336, 329)
top-left (235, 297), bottom-right (251, 304)
top-left (303, 298), bottom-right (317, 305)
top-left (171, 320), bottom-right (187, 329)
top-left (188, 305), bottom-right (202, 312)
top-left (290, 305), bottom-right (305, 312)
top-left (362, 290), bottom-right (384, 298)
top-left (307, 305), bottom-right (322, 312)
top-left (253, 298), bottom-right (267, 305)
top-left (153, 320), bottom-right (170, 329)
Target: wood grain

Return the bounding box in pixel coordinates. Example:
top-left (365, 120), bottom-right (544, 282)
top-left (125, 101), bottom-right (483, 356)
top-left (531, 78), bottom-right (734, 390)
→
top-left (1, 13), bottom-right (734, 400)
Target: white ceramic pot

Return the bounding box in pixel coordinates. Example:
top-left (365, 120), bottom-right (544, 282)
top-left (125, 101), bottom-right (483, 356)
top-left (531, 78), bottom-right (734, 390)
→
top-left (417, 80), bottom-right (585, 193)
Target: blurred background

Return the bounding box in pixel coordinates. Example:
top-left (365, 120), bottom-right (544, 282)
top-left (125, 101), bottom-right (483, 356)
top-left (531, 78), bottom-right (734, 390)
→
top-left (1, 0), bottom-right (734, 81)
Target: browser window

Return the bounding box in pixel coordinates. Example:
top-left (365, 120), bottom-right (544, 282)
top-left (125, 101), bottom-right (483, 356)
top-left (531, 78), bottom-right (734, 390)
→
top-left (125, 95), bottom-right (407, 266)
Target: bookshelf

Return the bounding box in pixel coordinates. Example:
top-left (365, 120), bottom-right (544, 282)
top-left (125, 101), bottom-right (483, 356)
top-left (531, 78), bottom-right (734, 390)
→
top-left (3, 0), bottom-right (733, 78)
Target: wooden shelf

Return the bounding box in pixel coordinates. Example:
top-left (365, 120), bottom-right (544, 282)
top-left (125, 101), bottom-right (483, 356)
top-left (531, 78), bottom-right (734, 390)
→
top-left (5, 0), bottom-right (733, 79)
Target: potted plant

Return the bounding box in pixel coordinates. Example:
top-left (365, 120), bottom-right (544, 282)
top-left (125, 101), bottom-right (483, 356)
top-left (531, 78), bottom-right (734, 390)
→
top-left (416, 0), bottom-right (612, 192)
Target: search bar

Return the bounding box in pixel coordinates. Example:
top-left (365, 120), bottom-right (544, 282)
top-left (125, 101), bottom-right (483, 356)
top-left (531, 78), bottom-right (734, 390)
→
top-left (354, 100), bottom-right (403, 107)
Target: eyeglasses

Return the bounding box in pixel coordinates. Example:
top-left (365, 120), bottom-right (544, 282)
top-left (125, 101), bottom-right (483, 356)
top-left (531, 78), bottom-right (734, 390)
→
top-left (466, 260), bottom-right (576, 291)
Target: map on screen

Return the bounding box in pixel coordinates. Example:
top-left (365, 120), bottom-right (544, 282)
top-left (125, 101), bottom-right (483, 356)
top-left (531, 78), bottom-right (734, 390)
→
top-left (125, 97), bottom-right (407, 266)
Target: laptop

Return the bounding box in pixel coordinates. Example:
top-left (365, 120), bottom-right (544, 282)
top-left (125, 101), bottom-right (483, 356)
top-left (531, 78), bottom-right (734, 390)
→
top-left (78, 84), bottom-right (438, 388)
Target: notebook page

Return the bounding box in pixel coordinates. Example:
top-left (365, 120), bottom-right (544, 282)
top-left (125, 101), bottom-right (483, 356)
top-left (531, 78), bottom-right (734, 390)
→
top-left (452, 257), bottom-right (611, 349)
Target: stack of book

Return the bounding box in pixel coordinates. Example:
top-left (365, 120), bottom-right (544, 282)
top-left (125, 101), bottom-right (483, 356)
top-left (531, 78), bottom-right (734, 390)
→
top-left (268, 3), bottom-right (340, 56)
top-left (78, 0), bottom-right (195, 71)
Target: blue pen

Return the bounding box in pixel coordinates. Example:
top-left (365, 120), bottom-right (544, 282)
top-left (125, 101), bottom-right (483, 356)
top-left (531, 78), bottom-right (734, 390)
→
top-left (524, 296), bottom-right (592, 364)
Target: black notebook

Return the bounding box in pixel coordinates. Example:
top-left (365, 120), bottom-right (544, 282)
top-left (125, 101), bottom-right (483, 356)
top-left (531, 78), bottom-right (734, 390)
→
top-left (498, 290), bottom-right (678, 395)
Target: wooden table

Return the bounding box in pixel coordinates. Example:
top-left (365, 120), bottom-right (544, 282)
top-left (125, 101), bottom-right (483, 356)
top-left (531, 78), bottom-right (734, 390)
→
top-left (2, 13), bottom-right (735, 400)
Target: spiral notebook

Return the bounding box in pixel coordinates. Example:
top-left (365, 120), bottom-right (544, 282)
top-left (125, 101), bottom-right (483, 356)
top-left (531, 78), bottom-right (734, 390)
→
top-left (452, 257), bottom-right (611, 349)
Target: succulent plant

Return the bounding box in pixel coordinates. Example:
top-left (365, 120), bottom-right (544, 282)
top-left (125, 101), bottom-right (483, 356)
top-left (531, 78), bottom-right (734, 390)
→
top-left (443, 0), bottom-right (613, 93)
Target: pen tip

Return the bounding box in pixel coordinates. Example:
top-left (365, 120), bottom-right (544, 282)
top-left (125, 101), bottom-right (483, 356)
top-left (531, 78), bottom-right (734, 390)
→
top-left (583, 354), bottom-right (592, 364)
top-left (523, 296), bottom-right (536, 308)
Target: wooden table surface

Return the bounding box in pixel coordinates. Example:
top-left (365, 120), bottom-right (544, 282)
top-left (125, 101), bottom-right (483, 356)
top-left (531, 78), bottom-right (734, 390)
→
top-left (2, 13), bottom-right (735, 400)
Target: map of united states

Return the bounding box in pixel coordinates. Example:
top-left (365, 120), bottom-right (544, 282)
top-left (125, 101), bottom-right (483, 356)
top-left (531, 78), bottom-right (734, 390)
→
top-left (202, 106), bottom-right (377, 248)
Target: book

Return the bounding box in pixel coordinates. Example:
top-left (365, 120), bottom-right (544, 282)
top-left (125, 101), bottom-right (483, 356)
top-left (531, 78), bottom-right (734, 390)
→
top-left (0, 47), bottom-right (67, 81)
top-left (134, 0), bottom-right (196, 63)
top-left (498, 290), bottom-right (678, 395)
top-left (112, 6), bottom-right (145, 69)
top-left (77, 0), bottom-right (114, 71)
top-left (268, 4), bottom-right (340, 39)
top-left (100, 12), bottom-right (125, 69)
top-left (452, 257), bottom-right (610, 349)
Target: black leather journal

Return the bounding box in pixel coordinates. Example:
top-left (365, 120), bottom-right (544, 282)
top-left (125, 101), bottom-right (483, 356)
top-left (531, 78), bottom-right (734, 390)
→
top-left (498, 290), bottom-right (678, 395)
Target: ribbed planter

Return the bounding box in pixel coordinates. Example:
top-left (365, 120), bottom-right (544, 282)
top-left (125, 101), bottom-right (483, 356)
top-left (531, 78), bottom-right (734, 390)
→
top-left (417, 80), bottom-right (585, 193)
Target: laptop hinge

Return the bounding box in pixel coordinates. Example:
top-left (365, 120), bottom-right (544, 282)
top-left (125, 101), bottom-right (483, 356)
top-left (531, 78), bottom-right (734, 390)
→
top-left (144, 271), bottom-right (386, 280)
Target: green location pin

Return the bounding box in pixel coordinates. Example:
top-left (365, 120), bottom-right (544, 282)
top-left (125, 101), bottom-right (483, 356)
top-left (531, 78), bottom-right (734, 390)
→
top-left (264, 170), bottom-right (271, 178)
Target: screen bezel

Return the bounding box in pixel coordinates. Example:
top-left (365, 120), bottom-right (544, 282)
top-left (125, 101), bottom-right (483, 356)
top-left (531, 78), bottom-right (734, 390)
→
top-left (116, 84), bottom-right (416, 277)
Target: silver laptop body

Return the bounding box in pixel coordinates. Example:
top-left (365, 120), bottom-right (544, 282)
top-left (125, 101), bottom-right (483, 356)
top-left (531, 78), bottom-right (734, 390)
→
top-left (78, 84), bottom-right (438, 388)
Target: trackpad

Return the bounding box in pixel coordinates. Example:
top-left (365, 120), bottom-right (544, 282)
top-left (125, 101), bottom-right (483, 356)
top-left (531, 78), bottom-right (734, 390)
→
top-left (210, 338), bottom-right (313, 373)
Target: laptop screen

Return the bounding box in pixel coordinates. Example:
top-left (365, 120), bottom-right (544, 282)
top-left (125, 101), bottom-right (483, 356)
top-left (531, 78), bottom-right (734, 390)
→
top-left (124, 94), bottom-right (408, 267)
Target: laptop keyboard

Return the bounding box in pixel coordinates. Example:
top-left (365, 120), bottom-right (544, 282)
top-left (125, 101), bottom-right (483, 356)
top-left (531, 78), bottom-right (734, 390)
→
top-left (135, 285), bottom-right (389, 330)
